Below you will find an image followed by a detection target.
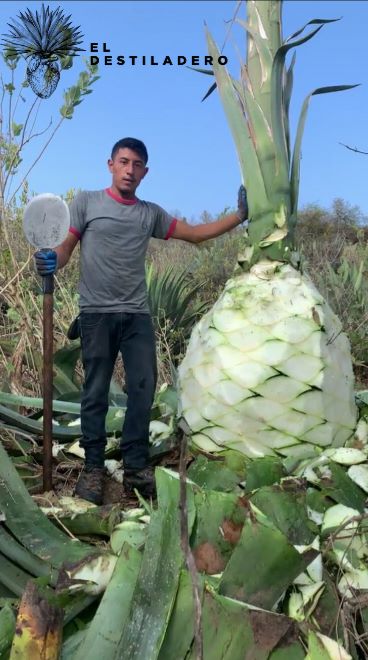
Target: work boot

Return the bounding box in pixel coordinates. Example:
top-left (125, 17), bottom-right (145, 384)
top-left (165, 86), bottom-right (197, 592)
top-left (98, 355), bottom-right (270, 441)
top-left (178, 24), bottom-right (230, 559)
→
top-left (74, 465), bottom-right (105, 505)
top-left (124, 466), bottom-right (156, 499)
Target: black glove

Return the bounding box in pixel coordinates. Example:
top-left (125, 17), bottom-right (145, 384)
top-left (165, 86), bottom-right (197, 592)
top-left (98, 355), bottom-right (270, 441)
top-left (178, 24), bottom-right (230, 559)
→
top-left (34, 249), bottom-right (57, 276)
top-left (237, 185), bottom-right (248, 223)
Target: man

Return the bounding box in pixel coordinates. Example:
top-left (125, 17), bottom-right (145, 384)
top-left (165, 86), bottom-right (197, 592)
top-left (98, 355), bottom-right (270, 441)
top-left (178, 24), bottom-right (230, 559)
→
top-left (35, 137), bottom-right (248, 505)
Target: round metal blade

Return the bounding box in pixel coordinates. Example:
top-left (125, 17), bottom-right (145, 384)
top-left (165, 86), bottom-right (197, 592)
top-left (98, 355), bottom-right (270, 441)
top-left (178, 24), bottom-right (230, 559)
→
top-left (23, 193), bottom-right (70, 248)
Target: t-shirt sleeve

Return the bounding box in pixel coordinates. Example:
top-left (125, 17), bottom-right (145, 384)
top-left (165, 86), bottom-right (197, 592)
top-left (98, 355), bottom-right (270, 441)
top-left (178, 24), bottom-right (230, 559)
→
top-left (68, 191), bottom-right (87, 240)
top-left (151, 203), bottom-right (178, 240)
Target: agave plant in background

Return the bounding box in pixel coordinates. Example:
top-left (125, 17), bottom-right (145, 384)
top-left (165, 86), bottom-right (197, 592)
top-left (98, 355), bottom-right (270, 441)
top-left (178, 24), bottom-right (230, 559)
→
top-left (178, 1), bottom-right (359, 462)
top-left (146, 263), bottom-right (209, 361)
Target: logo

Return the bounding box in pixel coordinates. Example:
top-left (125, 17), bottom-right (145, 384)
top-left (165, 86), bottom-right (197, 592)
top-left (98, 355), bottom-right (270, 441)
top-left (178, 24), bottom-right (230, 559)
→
top-left (89, 43), bottom-right (228, 68)
top-left (1, 4), bottom-right (84, 99)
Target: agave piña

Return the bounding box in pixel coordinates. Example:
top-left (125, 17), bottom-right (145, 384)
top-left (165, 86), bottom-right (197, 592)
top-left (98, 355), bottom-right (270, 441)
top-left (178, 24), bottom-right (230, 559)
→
top-left (178, 1), bottom-right (359, 461)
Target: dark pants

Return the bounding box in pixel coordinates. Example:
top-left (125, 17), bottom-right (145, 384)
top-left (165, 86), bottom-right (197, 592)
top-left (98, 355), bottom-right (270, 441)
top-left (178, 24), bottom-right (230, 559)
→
top-left (79, 312), bottom-right (157, 470)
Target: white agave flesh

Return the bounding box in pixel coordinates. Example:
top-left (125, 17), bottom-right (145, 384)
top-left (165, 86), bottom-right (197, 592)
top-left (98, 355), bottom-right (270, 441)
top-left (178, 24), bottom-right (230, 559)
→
top-left (224, 361), bottom-right (276, 389)
top-left (252, 377), bottom-right (308, 404)
top-left (347, 464), bottom-right (368, 493)
top-left (178, 264), bottom-right (357, 458)
top-left (339, 568), bottom-right (368, 599)
top-left (191, 432), bottom-right (222, 453)
top-left (354, 419), bottom-right (368, 445)
top-left (272, 317), bottom-right (318, 344)
top-left (322, 504), bottom-right (359, 535)
top-left (209, 380), bottom-right (253, 406)
top-left (247, 339), bottom-right (297, 366)
top-left (277, 354), bottom-right (322, 382)
top-left (225, 436), bottom-right (275, 457)
top-left (325, 447), bottom-right (367, 465)
top-left (288, 582), bottom-right (325, 622)
top-left (226, 325), bottom-right (270, 351)
top-left (313, 633), bottom-right (352, 660)
top-left (66, 554), bottom-right (117, 595)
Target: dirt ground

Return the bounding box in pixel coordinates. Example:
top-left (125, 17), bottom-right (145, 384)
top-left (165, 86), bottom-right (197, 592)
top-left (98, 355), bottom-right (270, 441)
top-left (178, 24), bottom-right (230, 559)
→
top-left (31, 445), bottom-right (182, 510)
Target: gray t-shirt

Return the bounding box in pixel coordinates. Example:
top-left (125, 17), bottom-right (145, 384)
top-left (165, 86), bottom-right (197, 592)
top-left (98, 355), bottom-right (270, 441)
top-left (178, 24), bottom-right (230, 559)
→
top-left (69, 189), bottom-right (177, 313)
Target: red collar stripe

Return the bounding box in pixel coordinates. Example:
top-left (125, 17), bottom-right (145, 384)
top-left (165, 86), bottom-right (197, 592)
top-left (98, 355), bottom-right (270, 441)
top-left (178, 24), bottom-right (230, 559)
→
top-left (105, 188), bottom-right (137, 205)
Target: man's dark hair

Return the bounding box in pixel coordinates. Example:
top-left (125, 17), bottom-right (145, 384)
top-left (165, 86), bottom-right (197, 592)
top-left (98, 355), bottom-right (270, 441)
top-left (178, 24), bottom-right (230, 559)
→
top-left (111, 138), bottom-right (148, 164)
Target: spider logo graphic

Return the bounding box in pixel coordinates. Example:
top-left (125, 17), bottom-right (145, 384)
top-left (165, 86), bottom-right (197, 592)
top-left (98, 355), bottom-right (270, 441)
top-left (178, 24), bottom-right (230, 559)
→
top-left (1, 4), bottom-right (85, 99)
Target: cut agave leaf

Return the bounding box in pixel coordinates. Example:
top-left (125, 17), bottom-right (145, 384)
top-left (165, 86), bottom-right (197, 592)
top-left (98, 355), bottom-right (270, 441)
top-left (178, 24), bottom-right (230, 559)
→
top-left (306, 630), bottom-right (351, 660)
top-left (326, 448), bottom-right (367, 465)
top-left (158, 570), bottom-right (204, 660)
top-left (110, 521), bottom-right (147, 554)
top-left (187, 455), bottom-right (242, 492)
top-left (244, 456), bottom-right (286, 492)
top-left (0, 441), bottom-right (101, 568)
top-left (250, 483), bottom-right (316, 544)
top-left (322, 462), bottom-right (366, 512)
top-left (114, 469), bottom-right (196, 659)
top-left (347, 464), bottom-right (368, 493)
top-left (9, 581), bottom-right (63, 659)
top-left (186, 588), bottom-right (297, 660)
top-left (287, 582), bottom-right (324, 622)
top-left (0, 604), bottom-right (16, 657)
top-left (219, 510), bottom-right (316, 609)
top-left (321, 503), bottom-right (359, 536)
top-left (191, 488), bottom-right (247, 573)
top-left (74, 544), bottom-right (142, 660)
top-left (338, 567), bottom-right (368, 598)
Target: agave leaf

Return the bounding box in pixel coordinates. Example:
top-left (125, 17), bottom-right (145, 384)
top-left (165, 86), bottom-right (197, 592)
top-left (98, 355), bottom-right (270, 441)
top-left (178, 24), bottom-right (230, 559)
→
top-left (285, 17), bottom-right (341, 44)
top-left (0, 441), bottom-right (100, 568)
top-left (114, 469), bottom-right (196, 659)
top-left (245, 456), bottom-right (286, 491)
top-left (61, 629), bottom-right (86, 660)
top-left (0, 403), bottom-right (81, 439)
top-left (311, 569), bottom-right (345, 640)
top-left (47, 503), bottom-right (122, 538)
top-left (9, 581), bottom-right (63, 659)
top-left (270, 23), bottom-right (330, 205)
top-left (206, 28), bottom-right (269, 215)
top-left (219, 510), bottom-right (317, 608)
top-left (283, 52), bottom-right (296, 163)
top-left (158, 570), bottom-right (204, 660)
top-left (74, 544), bottom-right (142, 660)
top-left (236, 18), bottom-right (273, 93)
top-left (187, 454), bottom-right (241, 492)
top-left (306, 631), bottom-right (351, 660)
top-left (233, 73), bottom-right (277, 202)
top-left (201, 80), bottom-right (218, 102)
top-left (322, 462), bottom-right (366, 512)
top-left (250, 484), bottom-right (316, 545)
top-left (0, 552), bottom-right (33, 597)
top-left (53, 344), bottom-right (81, 385)
top-left (186, 65), bottom-right (215, 76)
top-left (269, 643), bottom-right (306, 660)
top-left (290, 84), bottom-right (360, 221)
top-left (0, 392), bottom-right (81, 414)
top-left (0, 604), bottom-right (16, 657)
top-left (191, 487), bottom-right (248, 573)
top-left (187, 590), bottom-right (297, 660)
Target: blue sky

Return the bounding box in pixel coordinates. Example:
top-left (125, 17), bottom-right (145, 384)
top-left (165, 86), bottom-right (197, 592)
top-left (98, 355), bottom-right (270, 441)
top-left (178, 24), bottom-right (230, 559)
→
top-left (1, 0), bottom-right (367, 221)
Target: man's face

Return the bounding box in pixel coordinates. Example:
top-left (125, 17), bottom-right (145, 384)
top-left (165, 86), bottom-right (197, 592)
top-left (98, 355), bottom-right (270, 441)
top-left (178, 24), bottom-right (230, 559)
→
top-left (108, 147), bottom-right (148, 196)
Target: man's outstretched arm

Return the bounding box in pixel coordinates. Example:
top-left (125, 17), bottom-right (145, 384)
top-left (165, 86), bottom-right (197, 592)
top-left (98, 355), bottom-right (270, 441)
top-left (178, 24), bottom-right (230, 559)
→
top-left (171, 186), bottom-right (248, 244)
